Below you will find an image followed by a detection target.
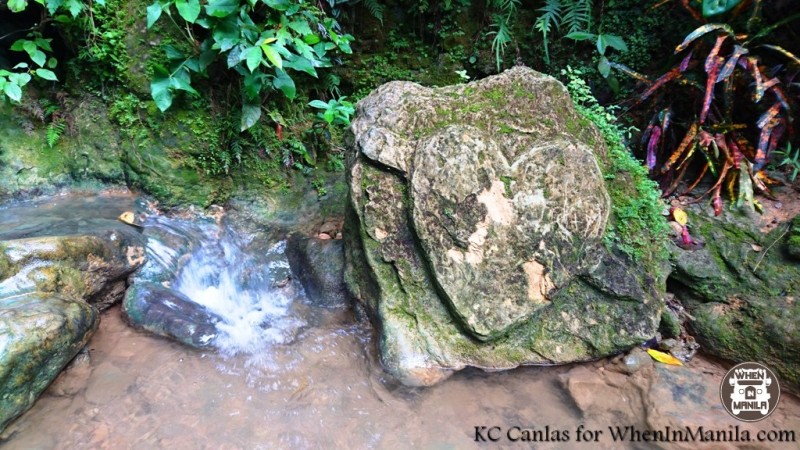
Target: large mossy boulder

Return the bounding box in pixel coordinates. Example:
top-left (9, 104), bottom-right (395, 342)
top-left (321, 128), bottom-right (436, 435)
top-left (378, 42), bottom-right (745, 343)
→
top-left (671, 208), bottom-right (800, 390)
top-left (343, 67), bottom-right (668, 386)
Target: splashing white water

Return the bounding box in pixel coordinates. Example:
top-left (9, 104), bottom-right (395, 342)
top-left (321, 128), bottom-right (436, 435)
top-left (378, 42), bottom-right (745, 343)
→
top-left (170, 228), bottom-right (306, 359)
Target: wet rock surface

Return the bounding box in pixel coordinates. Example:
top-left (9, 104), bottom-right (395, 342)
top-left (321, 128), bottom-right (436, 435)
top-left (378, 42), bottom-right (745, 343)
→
top-left (0, 192), bottom-right (145, 432)
top-left (286, 235), bottom-right (349, 308)
top-left (344, 67), bottom-right (668, 385)
top-left (670, 206), bottom-right (800, 390)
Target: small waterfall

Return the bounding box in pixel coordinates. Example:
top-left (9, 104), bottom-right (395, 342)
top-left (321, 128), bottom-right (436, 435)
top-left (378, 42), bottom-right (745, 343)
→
top-left (135, 213), bottom-right (307, 361)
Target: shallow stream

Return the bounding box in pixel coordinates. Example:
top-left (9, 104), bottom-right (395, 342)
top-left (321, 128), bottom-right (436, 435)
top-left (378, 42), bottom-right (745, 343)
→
top-left (1, 193), bottom-right (799, 449)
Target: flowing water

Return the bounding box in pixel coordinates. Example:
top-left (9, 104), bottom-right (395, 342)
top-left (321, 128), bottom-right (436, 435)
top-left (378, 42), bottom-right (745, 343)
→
top-left (2, 192), bottom-right (800, 449)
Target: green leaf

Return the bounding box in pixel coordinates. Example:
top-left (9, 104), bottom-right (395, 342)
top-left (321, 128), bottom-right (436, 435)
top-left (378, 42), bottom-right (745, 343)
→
top-left (597, 56), bottom-right (611, 78)
top-left (284, 56), bottom-right (317, 77)
top-left (10, 40), bottom-right (26, 52)
top-left (175, 0), bottom-right (201, 23)
top-left (211, 16), bottom-right (239, 51)
top-left (8, 0), bottom-right (28, 13)
top-left (150, 67), bottom-right (173, 111)
top-left (308, 99), bottom-right (329, 109)
top-left (35, 69), bottom-right (58, 81)
top-left (4, 83), bottom-right (22, 103)
top-left (45, 0), bottom-right (64, 14)
top-left (9, 73), bottom-right (31, 86)
top-left (597, 34), bottom-right (627, 55)
top-left (34, 38), bottom-right (53, 52)
top-left (702, 0), bottom-right (742, 17)
top-left (565, 31), bottom-right (595, 41)
top-left (261, 44), bottom-right (283, 70)
top-left (64, 0), bottom-right (82, 17)
top-left (272, 70), bottom-right (295, 99)
top-left (243, 72), bottom-right (264, 100)
top-left (240, 101), bottom-right (261, 131)
top-left (205, 0), bottom-right (238, 18)
top-left (287, 19), bottom-right (312, 36)
top-left (31, 50), bottom-right (47, 67)
top-left (146, 2), bottom-right (163, 28)
top-left (303, 34), bottom-right (321, 45)
top-left (244, 46), bottom-right (262, 73)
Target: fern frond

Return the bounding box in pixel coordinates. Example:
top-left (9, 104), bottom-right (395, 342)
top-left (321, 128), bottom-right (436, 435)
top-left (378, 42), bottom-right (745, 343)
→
top-left (534, 0), bottom-right (562, 65)
top-left (46, 120), bottom-right (66, 148)
top-left (363, 0), bottom-right (384, 24)
top-left (490, 15), bottom-right (513, 72)
top-left (562, 0), bottom-right (593, 34)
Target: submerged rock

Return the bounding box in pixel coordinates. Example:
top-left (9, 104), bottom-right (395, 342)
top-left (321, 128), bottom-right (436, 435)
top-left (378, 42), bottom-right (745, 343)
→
top-left (344, 67), bottom-right (668, 386)
top-left (670, 208), bottom-right (800, 390)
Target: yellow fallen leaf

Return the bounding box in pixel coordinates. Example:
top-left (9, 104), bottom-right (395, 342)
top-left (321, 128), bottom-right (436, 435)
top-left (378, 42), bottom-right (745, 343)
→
top-left (117, 211), bottom-right (142, 228)
top-left (647, 348), bottom-right (683, 366)
top-left (672, 207), bottom-right (688, 226)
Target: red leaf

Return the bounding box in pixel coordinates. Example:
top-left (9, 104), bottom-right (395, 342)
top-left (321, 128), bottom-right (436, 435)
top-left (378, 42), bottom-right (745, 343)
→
top-left (276, 123), bottom-right (283, 141)
top-left (700, 58), bottom-right (722, 124)
top-left (757, 103), bottom-right (781, 129)
top-left (641, 68), bottom-right (681, 101)
top-left (756, 123), bottom-right (773, 169)
top-left (716, 45), bottom-right (748, 82)
top-left (747, 57), bottom-right (765, 102)
top-left (662, 123), bottom-right (699, 174)
top-left (660, 108), bottom-right (673, 134)
top-left (705, 35), bottom-right (728, 74)
top-left (712, 194), bottom-right (722, 216)
top-left (729, 138), bottom-right (744, 168)
top-left (647, 126), bottom-right (661, 170)
top-left (680, 49), bottom-right (694, 72)
top-left (675, 25), bottom-right (734, 53)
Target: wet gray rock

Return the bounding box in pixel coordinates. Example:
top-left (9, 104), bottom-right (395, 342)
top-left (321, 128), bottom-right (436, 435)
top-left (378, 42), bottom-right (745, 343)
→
top-left (286, 235), bottom-right (348, 308)
top-left (344, 67), bottom-right (667, 386)
top-left (122, 282), bottom-right (221, 348)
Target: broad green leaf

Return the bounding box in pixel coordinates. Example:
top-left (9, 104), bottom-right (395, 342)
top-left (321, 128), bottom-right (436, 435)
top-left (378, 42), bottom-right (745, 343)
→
top-left (211, 16), bottom-right (239, 51)
top-left (9, 73), bottom-right (31, 86)
top-left (272, 70), bottom-right (295, 99)
top-left (244, 46), bottom-right (262, 73)
top-left (565, 31), bottom-right (595, 41)
top-left (702, 0), bottom-right (742, 17)
top-left (3, 83), bottom-right (22, 103)
top-left (150, 67), bottom-right (173, 111)
top-left (10, 40), bottom-right (26, 51)
top-left (35, 69), bottom-right (58, 81)
top-left (22, 41), bottom-right (37, 55)
top-left (243, 72), bottom-right (264, 100)
top-left (261, 44), bottom-right (283, 70)
top-left (240, 102), bottom-right (261, 131)
top-left (284, 56), bottom-right (317, 77)
top-left (163, 45), bottom-right (185, 60)
top-left (287, 19), bottom-right (312, 36)
top-left (45, 0), bottom-right (64, 14)
top-left (264, 0), bottom-right (290, 11)
top-left (205, 0), bottom-right (238, 18)
top-left (146, 2), bottom-right (163, 28)
top-left (227, 45), bottom-right (244, 68)
top-left (34, 38), bottom-right (53, 52)
top-left (64, 0), bottom-right (82, 17)
top-left (303, 34), bottom-right (321, 45)
top-left (175, 0), bottom-right (201, 23)
top-left (323, 109), bottom-right (334, 124)
top-left (12, 62), bottom-right (29, 70)
top-left (597, 34), bottom-right (627, 55)
top-left (170, 68), bottom-right (198, 94)
top-left (308, 99), bottom-right (329, 109)
top-left (8, 0), bottom-right (28, 13)
top-left (31, 50), bottom-right (47, 67)
top-left (597, 56), bottom-right (611, 78)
